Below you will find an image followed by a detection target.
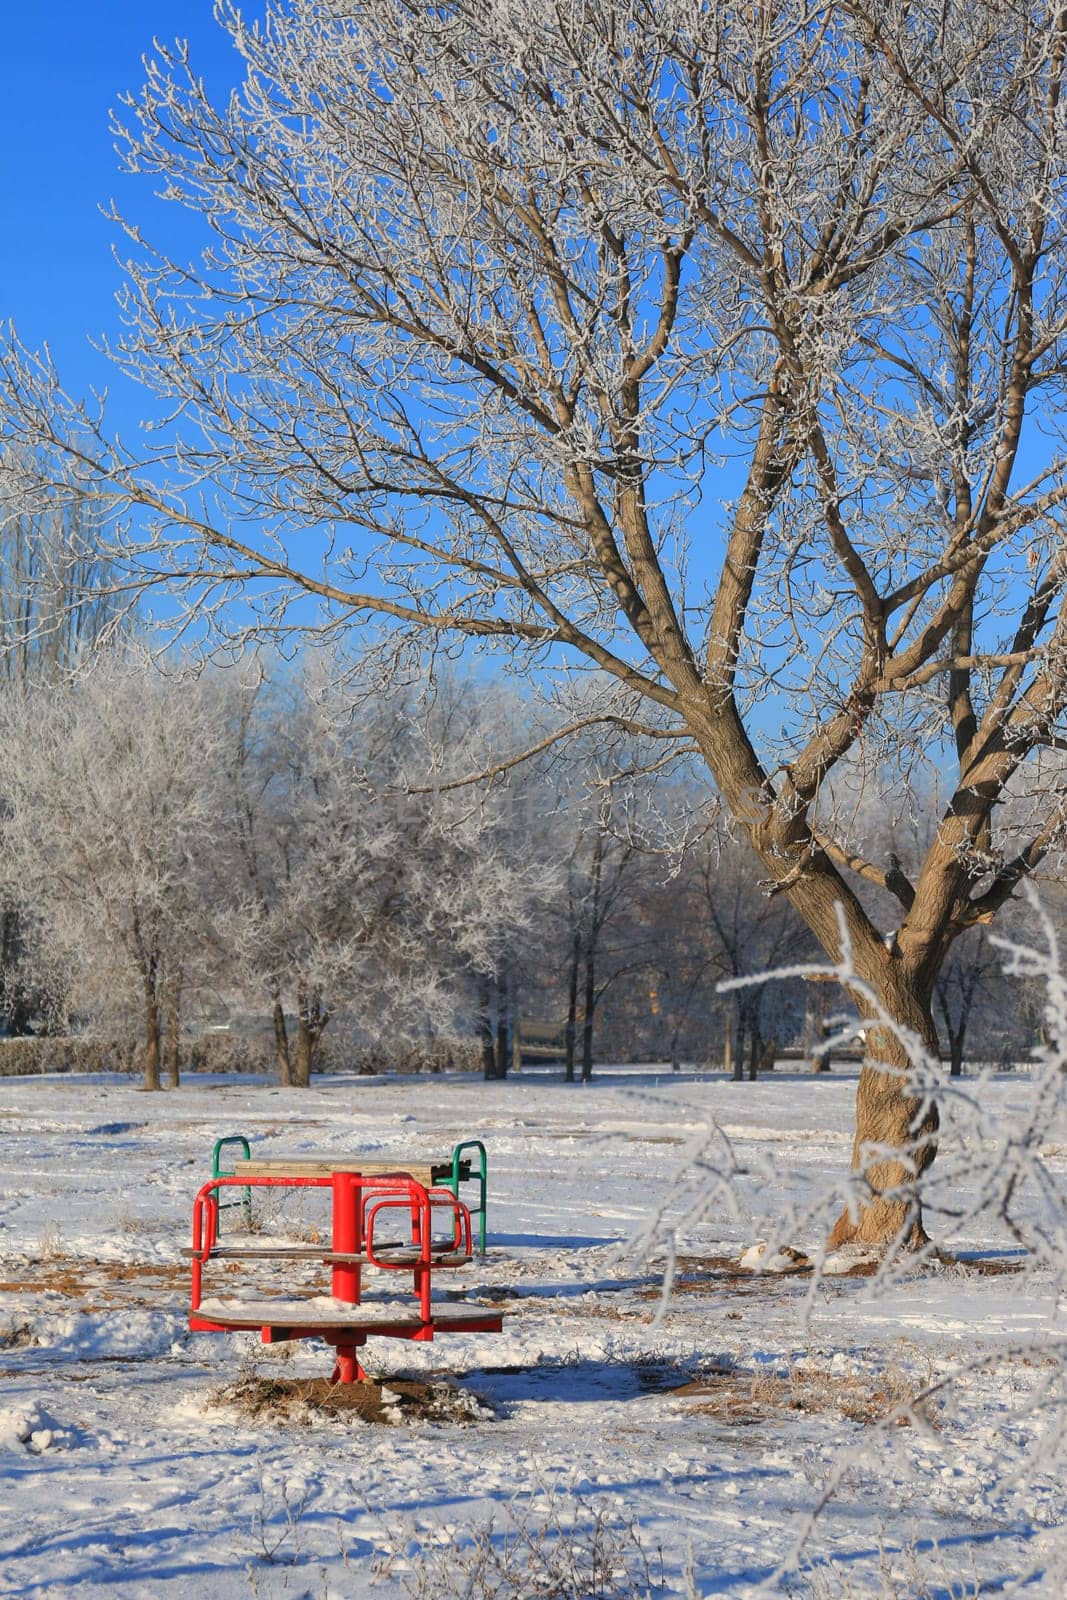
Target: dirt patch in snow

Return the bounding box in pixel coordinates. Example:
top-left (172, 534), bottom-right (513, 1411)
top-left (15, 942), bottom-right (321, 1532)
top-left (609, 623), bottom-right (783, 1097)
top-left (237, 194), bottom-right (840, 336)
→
top-left (1, 1259), bottom-right (187, 1292)
top-left (0, 1258), bottom-right (189, 1312)
top-left (637, 1254), bottom-right (856, 1298)
top-left (670, 1364), bottom-right (919, 1427)
top-left (208, 1371), bottom-right (494, 1427)
top-left (643, 1251), bottom-right (1026, 1298)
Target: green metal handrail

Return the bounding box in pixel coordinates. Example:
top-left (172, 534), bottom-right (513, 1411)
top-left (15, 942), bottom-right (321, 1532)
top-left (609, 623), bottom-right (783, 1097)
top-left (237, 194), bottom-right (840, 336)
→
top-left (211, 1135), bottom-right (252, 1236)
top-left (447, 1139), bottom-right (487, 1255)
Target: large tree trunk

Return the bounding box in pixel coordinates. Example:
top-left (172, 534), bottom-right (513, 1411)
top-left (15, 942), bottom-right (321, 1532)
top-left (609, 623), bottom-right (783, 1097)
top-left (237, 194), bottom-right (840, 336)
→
top-left (827, 966), bottom-right (940, 1250)
top-left (692, 714), bottom-right (948, 1246)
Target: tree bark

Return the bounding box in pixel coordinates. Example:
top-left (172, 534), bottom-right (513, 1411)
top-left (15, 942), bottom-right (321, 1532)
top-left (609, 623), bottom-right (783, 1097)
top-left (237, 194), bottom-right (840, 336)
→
top-left (747, 1015), bottom-right (762, 1081)
top-left (827, 966), bottom-right (940, 1250)
top-left (477, 972), bottom-right (496, 1080)
top-left (294, 1017), bottom-right (313, 1087)
top-left (936, 990), bottom-right (967, 1078)
top-left (580, 948), bottom-right (595, 1083)
top-left (293, 982), bottom-right (327, 1088)
top-left (272, 994), bottom-right (292, 1086)
top-left (564, 924), bottom-right (580, 1083)
top-left (494, 967), bottom-right (509, 1079)
top-left (697, 725), bottom-right (945, 1245)
top-left (163, 975), bottom-right (181, 1089)
top-left (0, 908), bottom-right (34, 1035)
top-left (732, 1008), bottom-right (746, 1082)
top-left (143, 987), bottom-right (161, 1092)
top-left (580, 831), bottom-right (603, 1084)
top-left (805, 988), bottom-right (831, 1071)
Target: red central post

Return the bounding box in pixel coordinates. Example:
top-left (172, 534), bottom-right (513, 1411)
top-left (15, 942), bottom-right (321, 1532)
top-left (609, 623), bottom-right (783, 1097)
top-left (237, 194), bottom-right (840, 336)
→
top-left (331, 1171), bottom-right (362, 1304)
top-left (331, 1340), bottom-right (368, 1383)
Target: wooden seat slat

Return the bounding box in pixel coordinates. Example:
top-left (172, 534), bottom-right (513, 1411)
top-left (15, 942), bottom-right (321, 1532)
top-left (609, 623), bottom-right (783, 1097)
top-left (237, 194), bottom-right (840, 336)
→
top-left (181, 1245), bottom-right (471, 1266)
top-left (181, 1245), bottom-right (363, 1262)
top-left (324, 1250), bottom-right (471, 1267)
top-left (194, 1298), bottom-right (499, 1331)
top-left (231, 1156), bottom-right (470, 1183)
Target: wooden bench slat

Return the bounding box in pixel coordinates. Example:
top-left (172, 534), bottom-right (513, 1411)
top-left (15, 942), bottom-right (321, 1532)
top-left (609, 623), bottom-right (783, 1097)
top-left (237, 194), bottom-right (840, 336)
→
top-left (194, 1298), bottom-right (497, 1331)
top-left (181, 1245), bottom-right (472, 1266)
top-left (181, 1245), bottom-right (362, 1262)
top-left (231, 1156), bottom-right (470, 1183)
top-left (324, 1250), bottom-right (471, 1267)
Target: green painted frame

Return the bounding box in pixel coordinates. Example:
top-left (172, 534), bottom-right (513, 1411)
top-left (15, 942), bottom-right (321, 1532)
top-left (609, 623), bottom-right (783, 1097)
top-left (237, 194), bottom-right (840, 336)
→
top-left (446, 1140), bottom-right (488, 1255)
top-left (211, 1135), bottom-right (253, 1236)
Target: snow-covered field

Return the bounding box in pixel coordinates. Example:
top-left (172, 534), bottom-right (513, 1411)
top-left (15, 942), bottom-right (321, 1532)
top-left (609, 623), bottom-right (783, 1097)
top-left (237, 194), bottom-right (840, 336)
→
top-left (0, 1065), bottom-right (1063, 1598)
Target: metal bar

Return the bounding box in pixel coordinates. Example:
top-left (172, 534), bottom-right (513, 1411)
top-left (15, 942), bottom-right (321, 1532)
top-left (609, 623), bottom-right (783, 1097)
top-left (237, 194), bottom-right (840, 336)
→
top-left (331, 1345), bottom-right (367, 1383)
top-left (211, 1135), bottom-right (252, 1235)
top-left (330, 1172), bottom-right (362, 1305)
top-left (189, 1174), bottom-right (333, 1309)
top-left (449, 1140), bottom-right (488, 1254)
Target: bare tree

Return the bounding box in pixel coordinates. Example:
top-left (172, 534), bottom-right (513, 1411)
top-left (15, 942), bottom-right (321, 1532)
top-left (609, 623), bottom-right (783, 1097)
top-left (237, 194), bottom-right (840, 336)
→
top-left (4, 1), bottom-right (1067, 1241)
top-left (0, 489), bottom-right (120, 688)
top-left (0, 648), bottom-right (230, 1088)
top-left (0, 487), bottom-right (128, 1034)
top-left (223, 655), bottom-right (557, 1083)
top-left (404, 674), bottom-right (567, 1079)
top-left (689, 833), bottom-right (812, 1081)
top-left (220, 665), bottom-right (297, 1083)
top-left (558, 797), bottom-right (646, 1082)
top-left (542, 742), bottom-right (660, 1083)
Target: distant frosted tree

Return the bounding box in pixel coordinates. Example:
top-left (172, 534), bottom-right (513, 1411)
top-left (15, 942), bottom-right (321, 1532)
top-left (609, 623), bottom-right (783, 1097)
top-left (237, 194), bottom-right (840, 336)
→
top-left (0, 481), bottom-right (127, 1034)
top-left (223, 656), bottom-right (558, 1084)
top-left (0, 649), bottom-right (230, 1088)
top-left (0, 485), bottom-right (120, 687)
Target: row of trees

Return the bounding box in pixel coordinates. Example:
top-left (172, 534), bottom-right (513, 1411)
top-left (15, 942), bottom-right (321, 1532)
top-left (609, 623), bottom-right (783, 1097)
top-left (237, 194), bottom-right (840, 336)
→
top-left (0, 639), bottom-right (1043, 1090)
top-left (0, 648), bottom-right (548, 1087)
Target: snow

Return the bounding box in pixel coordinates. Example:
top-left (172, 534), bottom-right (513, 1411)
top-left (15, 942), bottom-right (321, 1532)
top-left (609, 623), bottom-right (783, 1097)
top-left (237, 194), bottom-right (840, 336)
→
top-left (0, 1065), bottom-right (1063, 1597)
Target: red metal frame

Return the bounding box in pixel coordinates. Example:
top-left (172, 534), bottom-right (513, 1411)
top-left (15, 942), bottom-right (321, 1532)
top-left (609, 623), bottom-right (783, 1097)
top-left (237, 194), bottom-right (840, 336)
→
top-left (187, 1168), bottom-right (500, 1383)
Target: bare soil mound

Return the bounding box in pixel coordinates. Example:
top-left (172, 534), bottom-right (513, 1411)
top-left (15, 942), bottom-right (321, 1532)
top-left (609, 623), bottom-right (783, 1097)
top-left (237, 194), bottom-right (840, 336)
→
top-left (209, 1371), bottom-right (493, 1426)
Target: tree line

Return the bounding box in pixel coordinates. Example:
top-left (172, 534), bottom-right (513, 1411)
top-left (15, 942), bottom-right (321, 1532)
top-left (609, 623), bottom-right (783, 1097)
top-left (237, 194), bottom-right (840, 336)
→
top-left (0, 626), bottom-right (1046, 1090)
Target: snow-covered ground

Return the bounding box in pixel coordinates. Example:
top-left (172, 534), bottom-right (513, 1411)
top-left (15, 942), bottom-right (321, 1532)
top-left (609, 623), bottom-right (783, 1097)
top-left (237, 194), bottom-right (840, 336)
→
top-left (0, 1065), bottom-right (1063, 1598)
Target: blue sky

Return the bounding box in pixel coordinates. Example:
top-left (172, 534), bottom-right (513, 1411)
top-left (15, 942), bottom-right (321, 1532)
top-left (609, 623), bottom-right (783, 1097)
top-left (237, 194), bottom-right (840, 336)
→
top-left (1, 4), bottom-right (241, 407)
